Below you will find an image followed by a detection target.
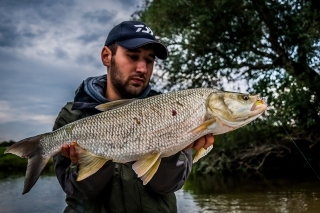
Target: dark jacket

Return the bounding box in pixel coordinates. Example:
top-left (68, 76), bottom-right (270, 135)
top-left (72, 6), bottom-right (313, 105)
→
top-left (53, 75), bottom-right (192, 213)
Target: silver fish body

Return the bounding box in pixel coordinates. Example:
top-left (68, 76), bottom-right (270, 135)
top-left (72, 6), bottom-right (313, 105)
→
top-left (43, 88), bottom-right (214, 161)
top-left (5, 88), bottom-right (267, 194)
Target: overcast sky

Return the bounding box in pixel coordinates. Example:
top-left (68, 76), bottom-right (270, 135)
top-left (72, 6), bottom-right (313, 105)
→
top-left (0, 0), bottom-right (144, 141)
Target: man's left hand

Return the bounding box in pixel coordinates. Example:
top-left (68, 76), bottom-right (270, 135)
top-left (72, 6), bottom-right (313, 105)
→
top-left (184, 134), bottom-right (214, 151)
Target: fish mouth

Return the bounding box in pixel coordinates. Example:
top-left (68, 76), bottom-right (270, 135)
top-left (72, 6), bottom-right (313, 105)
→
top-left (251, 97), bottom-right (267, 112)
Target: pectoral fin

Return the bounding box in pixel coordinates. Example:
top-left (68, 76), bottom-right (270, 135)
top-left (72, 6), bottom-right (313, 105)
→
top-left (96, 99), bottom-right (137, 111)
top-left (189, 118), bottom-right (217, 134)
top-left (132, 152), bottom-right (161, 184)
top-left (75, 146), bottom-right (109, 181)
top-left (193, 145), bottom-right (213, 163)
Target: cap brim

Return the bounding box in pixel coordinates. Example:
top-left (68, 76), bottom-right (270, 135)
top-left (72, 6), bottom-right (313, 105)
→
top-left (117, 38), bottom-right (168, 60)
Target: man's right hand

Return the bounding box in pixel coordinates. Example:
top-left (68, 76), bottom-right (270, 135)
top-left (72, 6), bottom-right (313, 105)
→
top-left (61, 142), bottom-right (78, 164)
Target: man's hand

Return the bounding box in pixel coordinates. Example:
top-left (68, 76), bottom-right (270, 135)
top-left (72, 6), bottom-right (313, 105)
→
top-left (61, 142), bottom-right (78, 164)
top-left (184, 134), bottom-right (214, 151)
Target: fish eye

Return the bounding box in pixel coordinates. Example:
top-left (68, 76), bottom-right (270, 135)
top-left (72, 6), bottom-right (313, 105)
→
top-left (242, 95), bottom-right (249, 101)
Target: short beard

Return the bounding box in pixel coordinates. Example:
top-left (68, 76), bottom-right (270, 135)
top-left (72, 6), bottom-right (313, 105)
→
top-left (109, 57), bottom-right (148, 99)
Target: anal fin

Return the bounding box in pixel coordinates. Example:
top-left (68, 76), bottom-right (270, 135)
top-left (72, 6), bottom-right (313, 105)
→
top-left (132, 152), bottom-right (161, 183)
top-left (75, 146), bottom-right (109, 181)
top-left (140, 158), bottom-right (161, 185)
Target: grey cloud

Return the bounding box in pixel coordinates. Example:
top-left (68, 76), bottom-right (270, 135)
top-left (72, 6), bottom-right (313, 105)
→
top-left (34, 2), bottom-right (74, 24)
top-left (0, 50), bottom-right (79, 114)
top-left (0, 23), bottom-right (19, 47)
top-left (0, 0), bottom-right (75, 48)
top-left (0, 121), bottom-right (53, 142)
top-left (54, 47), bottom-right (69, 60)
top-left (0, 14), bottom-right (43, 48)
top-left (0, 0), bottom-right (74, 24)
top-left (83, 9), bottom-right (117, 25)
top-left (76, 53), bottom-right (102, 69)
top-left (78, 33), bottom-right (104, 44)
top-left (77, 9), bottom-right (119, 45)
top-left (0, 0), bottom-right (74, 8)
top-left (117, 0), bottom-right (140, 7)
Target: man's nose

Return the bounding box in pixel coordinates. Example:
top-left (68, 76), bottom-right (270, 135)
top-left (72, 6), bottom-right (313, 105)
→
top-left (136, 60), bottom-right (148, 73)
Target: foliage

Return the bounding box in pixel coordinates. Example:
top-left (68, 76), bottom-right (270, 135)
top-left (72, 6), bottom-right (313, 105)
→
top-left (0, 146), bottom-right (54, 178)
top-left (193, 120), bottom-right (320, 176)
top-left (0, 140), bottom-right (15, 147)
top-left (132, 0), bottom-right (320, 175)
top-left (133, 0), bottom-right (320, 130)
top-left (0, 147), bottom-right (27, 174)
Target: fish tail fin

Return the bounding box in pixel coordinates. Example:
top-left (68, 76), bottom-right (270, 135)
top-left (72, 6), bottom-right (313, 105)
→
top-left (4, 134), bottom-right (50, 194)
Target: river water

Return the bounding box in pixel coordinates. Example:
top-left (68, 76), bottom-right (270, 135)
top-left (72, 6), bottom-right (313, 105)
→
top-left (0, 174), bottom-right (319, 213)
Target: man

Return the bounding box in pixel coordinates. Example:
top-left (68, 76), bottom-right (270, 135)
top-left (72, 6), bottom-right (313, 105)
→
top-left (53, 21), bottom-right (214, 213)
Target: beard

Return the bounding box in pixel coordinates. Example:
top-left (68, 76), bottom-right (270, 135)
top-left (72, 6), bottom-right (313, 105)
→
top-left (109, 57), bottom-right (149, 99)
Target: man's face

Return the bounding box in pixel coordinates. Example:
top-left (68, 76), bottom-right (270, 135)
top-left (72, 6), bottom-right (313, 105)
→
top-left (108, 45), bottom-right (155, 99)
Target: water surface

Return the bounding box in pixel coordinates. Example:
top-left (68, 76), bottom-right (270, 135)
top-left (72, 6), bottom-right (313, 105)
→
top-left (0, 175), bottom-right (319, 213)
top-left (178, 175), bottom-right (320, 213)
top-left (0, 176), bottom-right (65, 213)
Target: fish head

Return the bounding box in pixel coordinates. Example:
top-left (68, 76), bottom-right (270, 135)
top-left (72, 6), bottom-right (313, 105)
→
top-left (207, 91), bottom-right (267, 128)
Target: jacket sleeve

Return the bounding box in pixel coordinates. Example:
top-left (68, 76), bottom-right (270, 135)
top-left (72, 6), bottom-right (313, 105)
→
top-left (52, 102), bottom-right (115, 200)
top-left (148, 149), bottom-right (192, 194)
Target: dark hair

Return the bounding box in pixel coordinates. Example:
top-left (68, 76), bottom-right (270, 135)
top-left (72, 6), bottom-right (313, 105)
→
top-left (108, 43), bottom-right (118, 56)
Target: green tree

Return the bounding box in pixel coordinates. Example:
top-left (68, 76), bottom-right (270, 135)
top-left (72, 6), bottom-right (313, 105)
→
top-left (133, 0), bottom-right (320, 129)
top-left (133, 0), bottom-right (320, 174)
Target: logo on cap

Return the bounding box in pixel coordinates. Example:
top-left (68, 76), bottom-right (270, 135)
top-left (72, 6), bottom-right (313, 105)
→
top-left (134, 25), bottom-right (154, 35)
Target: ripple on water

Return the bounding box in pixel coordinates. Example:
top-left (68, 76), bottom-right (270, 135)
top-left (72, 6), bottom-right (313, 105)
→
top-left (1, 175), bottom-right (320, 213)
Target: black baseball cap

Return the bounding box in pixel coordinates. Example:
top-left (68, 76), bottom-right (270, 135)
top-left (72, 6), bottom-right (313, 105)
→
top-left (105, 21), bottom-right (168, 60)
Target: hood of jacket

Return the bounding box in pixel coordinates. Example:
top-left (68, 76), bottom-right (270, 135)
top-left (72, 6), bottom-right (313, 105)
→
top-left (72, 74), bottom-right (152, 110)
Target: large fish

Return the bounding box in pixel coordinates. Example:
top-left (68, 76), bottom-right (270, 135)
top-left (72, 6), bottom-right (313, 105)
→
top-left (5, 88), bottom-right (267, 194)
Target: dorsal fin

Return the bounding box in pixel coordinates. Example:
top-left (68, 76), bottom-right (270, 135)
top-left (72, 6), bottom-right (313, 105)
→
top-left (95, 99), bottom-right (137, 111)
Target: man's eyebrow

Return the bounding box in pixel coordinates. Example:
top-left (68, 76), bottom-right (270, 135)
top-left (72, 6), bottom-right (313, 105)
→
top-left (126, 49), bottom-right (141, 53)
top-left (126, 49), bottom-right (155, 59)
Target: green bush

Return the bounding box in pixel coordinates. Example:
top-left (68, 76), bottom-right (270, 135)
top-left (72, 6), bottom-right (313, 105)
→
top-left (0, 147), bottom-right (54, 178)
top-left (193, 120), bottom-right (320, 177)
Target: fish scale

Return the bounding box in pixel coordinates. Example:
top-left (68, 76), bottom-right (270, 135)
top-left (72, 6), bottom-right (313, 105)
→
top-left (5, 88), bottom-right (267, 194)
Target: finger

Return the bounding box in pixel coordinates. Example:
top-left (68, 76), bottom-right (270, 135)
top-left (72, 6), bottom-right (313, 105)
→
top-left (183, 142), bottom-right (194, 150)
top-left (61, 144), bottom-right (70, 158)
top-left (69, 143), bottom-right (78, 164)
top-left (203, 134), bottom-right (214, 149)
top-left (192, 136), bottom-right (206, 151)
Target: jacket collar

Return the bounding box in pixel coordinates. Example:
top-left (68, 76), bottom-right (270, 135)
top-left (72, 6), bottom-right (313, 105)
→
top-left (72, 74), bottom-right (151, 110)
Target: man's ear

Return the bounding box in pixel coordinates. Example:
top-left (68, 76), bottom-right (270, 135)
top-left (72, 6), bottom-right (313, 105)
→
top-left (101, 46), bottom-right (112, 66)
